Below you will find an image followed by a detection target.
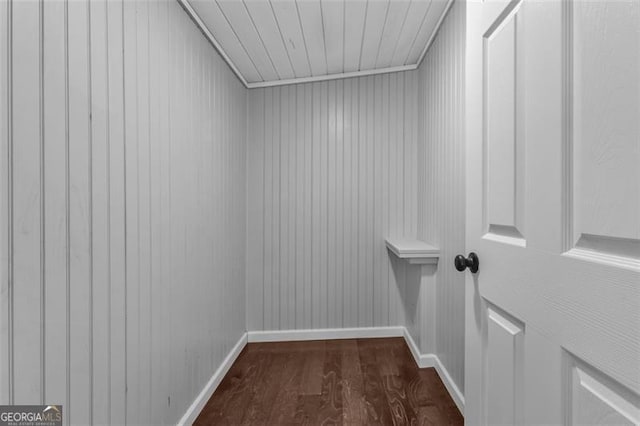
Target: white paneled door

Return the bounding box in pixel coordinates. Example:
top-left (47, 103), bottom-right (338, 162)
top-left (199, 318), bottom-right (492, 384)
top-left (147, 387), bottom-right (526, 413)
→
top-left (464, 0), bottom-right (639, 424)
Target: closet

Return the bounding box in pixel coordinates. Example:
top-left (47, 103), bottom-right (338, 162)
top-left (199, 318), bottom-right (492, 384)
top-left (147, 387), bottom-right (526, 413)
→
top-left (1, 0), bottom-right (638, 424)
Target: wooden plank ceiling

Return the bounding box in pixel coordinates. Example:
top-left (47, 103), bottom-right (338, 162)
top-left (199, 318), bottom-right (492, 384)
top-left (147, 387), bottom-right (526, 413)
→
top-left (183, 0), bottom-right (452, 88)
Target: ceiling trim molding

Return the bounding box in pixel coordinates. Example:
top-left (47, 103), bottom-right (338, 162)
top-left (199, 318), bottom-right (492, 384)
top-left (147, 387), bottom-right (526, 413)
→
top-left (178, 0), bottom-right (455, 89)
top-left (246, 64), bottom-right (418, 88)
top-left (416, 0), bottom-right (456, 68)
top-left (177, 0), bottom-right (250, 88)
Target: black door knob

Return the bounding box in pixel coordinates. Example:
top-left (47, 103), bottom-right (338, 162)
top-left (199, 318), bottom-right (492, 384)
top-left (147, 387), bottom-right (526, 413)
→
top-left (454, 252), bottom-right (479, 273)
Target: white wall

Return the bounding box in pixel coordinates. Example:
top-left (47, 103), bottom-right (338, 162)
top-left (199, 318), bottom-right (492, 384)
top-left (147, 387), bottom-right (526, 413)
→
top-left (0, 0), bottom-right (246, 424)
top-left (246, 73), bottom-right (419, 331)
top-left (415, 0), bottom-right (466, 395)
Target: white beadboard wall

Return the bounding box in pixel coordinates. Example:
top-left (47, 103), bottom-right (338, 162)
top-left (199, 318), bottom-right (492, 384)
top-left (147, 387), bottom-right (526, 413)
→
top-left (415, 0), bottom-right (466, 394)
top-left (246, 73), bottom-right (419, 331)
top-left (0, 0), bottom-right (246, 424)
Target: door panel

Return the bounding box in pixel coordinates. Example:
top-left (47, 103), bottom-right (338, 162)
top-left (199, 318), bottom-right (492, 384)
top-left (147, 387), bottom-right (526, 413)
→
top-left (567, 0), bottom-right (640, 268)
top-left (568, 356), bottom-right (640, 425)
top-left (486, 305), bottom-right (524, 426)
top-left (465, 0), bottom-right (640, 424)
top-left (483, 0), bottom-right (526, 245)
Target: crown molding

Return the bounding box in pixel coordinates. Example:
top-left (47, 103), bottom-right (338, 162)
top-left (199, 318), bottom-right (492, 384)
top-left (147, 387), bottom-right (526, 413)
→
top-left (177, 0), bottom-right (250, 88)
top-left (246, 64), bottom-right (418, 88)
top-left (416, 0), bottom-right (456, 68)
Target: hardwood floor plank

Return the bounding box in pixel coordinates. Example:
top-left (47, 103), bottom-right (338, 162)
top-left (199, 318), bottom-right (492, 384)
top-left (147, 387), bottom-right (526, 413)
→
top-left (299, 341), bottom-right (326, 396)
top-left (357, 339), bottom-right (395, 424)
top-left (267, 351), bottom-right (306, 424)
top-left (241, 352), bottom-right (290, 424)
top-left (195, 338), bottom-right (463, 425)
top-left (374, 338), bottom-right (419, 425)
top-left (193, 348), bottom-right (265, 425)
top-left (294, 395), bottom-right (323, 426)
top-left (314, 341), bottom-right (343, 424)
top-left (340, 339), bottom-right (368, 424)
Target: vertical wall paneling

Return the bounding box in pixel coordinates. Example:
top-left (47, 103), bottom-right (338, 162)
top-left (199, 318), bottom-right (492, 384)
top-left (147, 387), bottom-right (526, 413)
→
top-left (42, 0), bottom-right (68, 412)
top-left (68, 0), bottom-right (92, 423)
top-left (0, 0), bottom-right (10, 406)
top-left (0, 1), bottom-right (247, 424)
top-left (12, 0), bottom-right (43, 403)
top-left (246, 72), bottom-right (419, 332)
top-left (106, 1), bottom-right (127, 422)
top-left (327, 80), bottom-right (336, 327)
top-left (133, 0), bottom-right (150, 421)
top-left (318, 81), bottom-right (327, 328)
top-left (246, 88), bottom-right (263, 331)
top-left (294, 84), bottom-right (304, 328)
top-left (150, 1), bottom-right (167, 422)
top-left (416, 0), bottom-right (466, 395)
top-left (89, 0), bottom-right (110, 421)
top-left (122, 1), bottom-right (138, 422)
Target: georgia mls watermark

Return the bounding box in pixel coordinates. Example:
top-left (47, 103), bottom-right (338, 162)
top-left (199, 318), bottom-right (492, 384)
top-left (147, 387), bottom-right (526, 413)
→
top-left (0, 406), bottom-right (62, 426)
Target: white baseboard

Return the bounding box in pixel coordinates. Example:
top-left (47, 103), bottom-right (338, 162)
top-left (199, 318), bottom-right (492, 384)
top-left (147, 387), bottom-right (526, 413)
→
top-left (247, 326), bottom-right (405, 342)
top-left (433, 354), bottom-right (465, 414)
top-left (177, 332), bottom-right (248, 426)
top-left (403, 328), bottom-right (464, 413)
top-left (179, 327), bottom-right (463, 425)
top-left (403, 327), bottom-right (437, 368)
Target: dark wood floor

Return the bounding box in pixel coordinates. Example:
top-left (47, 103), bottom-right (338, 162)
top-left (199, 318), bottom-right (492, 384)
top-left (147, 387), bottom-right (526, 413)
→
top-left (194, 337), bottom-right (463, 425)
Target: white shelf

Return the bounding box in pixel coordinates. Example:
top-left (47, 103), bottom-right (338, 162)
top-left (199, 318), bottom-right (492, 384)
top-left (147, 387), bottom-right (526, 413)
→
top-left (385, 238), bottom-right (440, 265)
